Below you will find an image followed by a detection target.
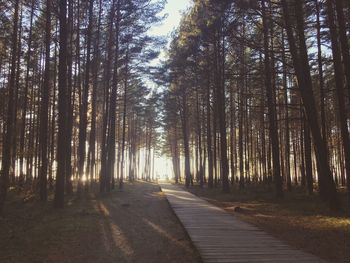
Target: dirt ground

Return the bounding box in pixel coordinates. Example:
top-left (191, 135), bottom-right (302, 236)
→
top-left (0, 181), bottom-right (201, 263)
top-left (186, 184), bottom-right (350, 263)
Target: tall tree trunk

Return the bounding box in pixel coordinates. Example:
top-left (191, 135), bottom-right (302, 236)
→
top-left (315, 0), bottom-right (327, 140)
top-left (304, 114), bottom-right (313, 195)
top-left (39, 0), bottom-right (51, 201)
top-left (238, 79), bottom-right (244, 189)
top-left (206, 66), bottom-right (213, 188)
top-left (119, 38), bottom-right (127, 191)
top-left (181, 90), bottom-right (191, 188)
top-left (19, 0), bottom-right (35, 181)
top-left (0, 0), bottom-right (20, 213)
top-left (334, 0), bottom-right (350, 101)
top-left (64, 0), bottom-right (74, 195)
top-left (281, 0), bottom-right (339, 210)
top-left (54, 0), bottom-right (68, 209)
top-left (262, 0), bottom-right (283, 197)
top-left (99, 0), bottom-right (116, 192)
top-left (49, 35), bottom-right (58, 190)
top-left (282, 30), bottom-right (291, 191)
top-left (196, 86), bottom-right (203, 187)
top-left (77, 0), bottom-right (94, 193)
top-left (217, 18), bottom-right (230, 193)
top-left (229, 84), bottom-right (235, 184)
top-left (326, 0), bottom-right (350, 199)
top-left (87, 0), bottom-right (102, 185)
top-left (11, 6), bottom-right (23, 184)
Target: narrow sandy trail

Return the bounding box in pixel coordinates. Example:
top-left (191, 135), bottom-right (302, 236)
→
top-left (92, 181), bottom-right (201, 262)
top-left (0, 181), bottom-right (201, 263)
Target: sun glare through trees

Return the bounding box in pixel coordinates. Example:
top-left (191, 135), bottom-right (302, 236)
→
top-left (1, 0), bottom-right (350, 262)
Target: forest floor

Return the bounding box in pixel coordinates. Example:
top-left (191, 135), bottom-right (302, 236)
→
top-left (0, 181), bottom-right (201, 263)
top-left (185, 183), bottom-right (350, 263)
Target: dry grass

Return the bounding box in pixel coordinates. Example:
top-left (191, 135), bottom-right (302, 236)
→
top-left (186, 183), bottom-right (350, 263)
top-left (0, 181), bottom-right (201, 263)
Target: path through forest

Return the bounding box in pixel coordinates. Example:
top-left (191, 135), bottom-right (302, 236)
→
top-left (160, 183), bottom-right (325, 263)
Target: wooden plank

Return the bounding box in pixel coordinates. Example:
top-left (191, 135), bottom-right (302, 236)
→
top-left (160, 183), bottom-right (326, 263)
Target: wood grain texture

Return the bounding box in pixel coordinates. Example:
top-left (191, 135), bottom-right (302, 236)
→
top-left (160, 183), bottom-right (326, 263)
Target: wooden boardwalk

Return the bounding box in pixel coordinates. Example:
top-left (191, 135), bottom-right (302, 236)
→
top-left (160, 183), bottom-right (325, 263)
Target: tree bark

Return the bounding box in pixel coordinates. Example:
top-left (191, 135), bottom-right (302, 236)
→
top-left (281, 0), bottom-right (339, 209)
top-left (262, 0), bottom-right (283, 197)
top-left (0, 0), bottom-right (20, 213)
top-left (39, 0), bottom-right (51, 201)
top-left (54, 0), bottom-right (68, 209)
top-left (77, 0), bottom-right (94, 193)
top-left (326, 0), bottom-right (350, 200)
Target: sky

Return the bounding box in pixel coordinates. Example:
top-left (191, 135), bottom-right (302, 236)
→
top-left (148, 0), bottom-right (192, 178)
top-left (149, 0), bottom-right (192, 42)
top-left (146, 0), bottom-right (191, 84)
top-left (149, 0), bottom-right (192, 60)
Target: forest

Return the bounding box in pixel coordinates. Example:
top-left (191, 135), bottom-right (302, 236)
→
top-left (163, 0), bottom-right (350, 210)
top-left (1, 0), bottom-right (350, 262)
top-left (0, 0), bottom-right (165, 211)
